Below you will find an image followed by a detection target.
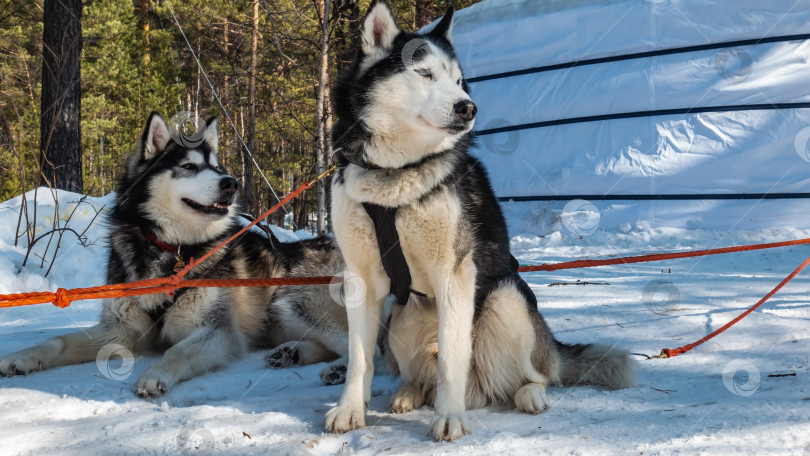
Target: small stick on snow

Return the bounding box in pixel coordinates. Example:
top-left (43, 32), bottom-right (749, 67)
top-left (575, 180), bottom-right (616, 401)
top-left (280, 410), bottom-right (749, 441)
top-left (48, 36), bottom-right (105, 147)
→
top-left (651, 387), bottom-right (677, 394)
top-left (767, 372), bottom-right (796, 378)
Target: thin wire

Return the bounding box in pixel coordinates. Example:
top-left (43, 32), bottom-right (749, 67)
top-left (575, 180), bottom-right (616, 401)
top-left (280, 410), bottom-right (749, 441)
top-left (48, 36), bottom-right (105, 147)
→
top-left (163, 0), bottom-right (289, 217)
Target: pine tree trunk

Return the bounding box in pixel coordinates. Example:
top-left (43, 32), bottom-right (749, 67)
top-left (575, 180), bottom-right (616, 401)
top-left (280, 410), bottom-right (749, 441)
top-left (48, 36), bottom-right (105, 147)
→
top-left (223, 19), bottom-right (232, 168)
top-left (415, 0), bottom-right (433, 28)
top-left (239, 104), bottom-right (246, 212)
top-left (334, 0), bottom-right (360, 71)
top-left (324, 84), bottom-right (333, 232)
top-left (138, 0), bottom-right (150, 74)
top-left (40, 0), bottom-right (83, 193)
top-left (244, 0), bottom-right (259, 216)
top-left (315, 0), bottom-right (331, 235)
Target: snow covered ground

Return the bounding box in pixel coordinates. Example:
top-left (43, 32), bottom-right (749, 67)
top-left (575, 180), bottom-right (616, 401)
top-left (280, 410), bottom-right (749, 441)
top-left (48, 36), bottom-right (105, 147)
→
top-left (0, 190), bottom-right (808, 455)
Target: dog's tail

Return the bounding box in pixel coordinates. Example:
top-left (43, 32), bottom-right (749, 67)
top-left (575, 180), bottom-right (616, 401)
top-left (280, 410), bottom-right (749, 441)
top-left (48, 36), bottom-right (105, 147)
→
top-left (554, 340), bottom-right (638, 390)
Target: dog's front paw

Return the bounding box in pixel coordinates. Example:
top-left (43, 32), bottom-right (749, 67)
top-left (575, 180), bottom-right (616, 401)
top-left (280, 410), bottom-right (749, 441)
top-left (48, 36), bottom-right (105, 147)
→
top-left (429, 411), bottom-right (470, 442)
top-left (0, 352), bottom-right (44, 377)
top-left (391, 384), bottom-right (424, 413)
top-left (134, 367), bottom-right (173, 399)
top-left (265, 346), bottom-right (299, 369)
top-left (514, 383), bottom-right (550, 414)
top-left (319, 362), bottom-right (347, 385)
top-left (324, 405), bottom-right (365, 433)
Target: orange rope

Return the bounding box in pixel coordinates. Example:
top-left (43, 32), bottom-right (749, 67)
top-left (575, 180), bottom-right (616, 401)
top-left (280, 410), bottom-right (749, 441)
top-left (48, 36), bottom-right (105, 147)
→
top-left (0, 169), bottom-right (336, 310)
top-left (516, 237), bottom-right (810, 273)
top-left (0, 276), bottom-right (338, 309)
top-left (656, 253), bottom-right (810, 358)
top-left (515, 238), bottom-right (810, 358)
top-left (2, 235), bottom-right (808, 310)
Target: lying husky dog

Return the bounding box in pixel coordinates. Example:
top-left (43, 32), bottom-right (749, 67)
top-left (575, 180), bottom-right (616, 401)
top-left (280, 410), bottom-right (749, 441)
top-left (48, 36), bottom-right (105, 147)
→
top-left (325, 1), bottom-right (637, 441)
top-left (0, 112), bottom-right (351, 394)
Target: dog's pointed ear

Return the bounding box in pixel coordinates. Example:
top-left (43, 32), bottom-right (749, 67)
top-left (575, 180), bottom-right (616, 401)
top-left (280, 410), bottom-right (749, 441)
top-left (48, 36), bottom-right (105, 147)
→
top-left (361, 0), bottom-right (399, 60)
top-left (142, 112), bottom-right (171, 161)
top-left (429, 6), bottom-right (455, 43)
top-left (203, 117), bottom-right (219, 154)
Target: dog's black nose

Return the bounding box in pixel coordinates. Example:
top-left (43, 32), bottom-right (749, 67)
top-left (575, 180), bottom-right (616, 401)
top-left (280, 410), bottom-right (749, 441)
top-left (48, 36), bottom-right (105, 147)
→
top-left (454, 100), bottom-right (477, 121)
top-left (219, 176), bottom-right (239, 195)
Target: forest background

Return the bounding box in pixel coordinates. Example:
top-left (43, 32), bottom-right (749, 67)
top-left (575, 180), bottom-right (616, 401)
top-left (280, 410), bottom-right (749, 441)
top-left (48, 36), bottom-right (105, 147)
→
top-left (0, 0), bottom-right (480, 231)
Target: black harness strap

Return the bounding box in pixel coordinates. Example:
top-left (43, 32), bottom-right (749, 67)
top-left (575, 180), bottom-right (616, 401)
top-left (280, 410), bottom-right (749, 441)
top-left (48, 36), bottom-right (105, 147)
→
top-left (362, 203), bottom-right (420, 306)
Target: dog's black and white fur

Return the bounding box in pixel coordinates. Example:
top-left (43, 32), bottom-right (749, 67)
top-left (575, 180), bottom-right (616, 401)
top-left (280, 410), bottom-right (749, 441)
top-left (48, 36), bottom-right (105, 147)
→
top-left (0, 113), bottom-right (352, 394)
top-left (325, 1), bottom-right (637, 441)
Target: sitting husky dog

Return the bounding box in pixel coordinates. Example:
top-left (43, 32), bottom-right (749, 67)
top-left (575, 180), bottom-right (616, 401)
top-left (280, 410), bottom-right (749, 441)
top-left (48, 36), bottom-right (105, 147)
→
top-left (0, 112), bottom-right (351, 395)
top-left (324, 1), bottom-right (637, 441)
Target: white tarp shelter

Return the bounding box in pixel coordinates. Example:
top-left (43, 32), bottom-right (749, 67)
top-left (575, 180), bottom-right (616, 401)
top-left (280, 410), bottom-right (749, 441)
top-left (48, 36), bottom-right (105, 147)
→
top-left (448, 0), bottom-right (810, 234)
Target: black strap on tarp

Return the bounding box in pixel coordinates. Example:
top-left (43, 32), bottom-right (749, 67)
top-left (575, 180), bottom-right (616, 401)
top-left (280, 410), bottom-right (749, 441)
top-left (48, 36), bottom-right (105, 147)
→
top-left (467, 33), bottom-right (810, 84)
top-left (475, 102), bottom-right (810, 136)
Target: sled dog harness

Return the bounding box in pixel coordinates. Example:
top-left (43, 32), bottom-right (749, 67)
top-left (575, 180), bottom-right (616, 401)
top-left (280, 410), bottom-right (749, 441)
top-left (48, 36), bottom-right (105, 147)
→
top-left (336, 148), bottom-right (522, 308)
top-left (360, 201), bottom-right (523, 308)
top-left (332, 148), bottom-right (423, 305)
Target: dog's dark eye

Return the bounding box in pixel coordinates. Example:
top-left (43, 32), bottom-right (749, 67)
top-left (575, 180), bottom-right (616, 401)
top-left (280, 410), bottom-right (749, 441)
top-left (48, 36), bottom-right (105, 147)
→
top-left (180, 163), bottom-right (197, 171)
top-left (416, 68), bottom-right (432, 79)
top-left (456, 78), bottom-right (462, 85)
